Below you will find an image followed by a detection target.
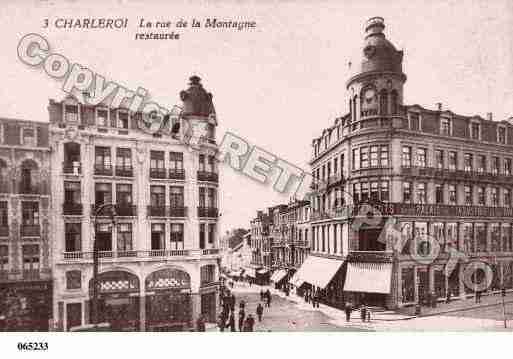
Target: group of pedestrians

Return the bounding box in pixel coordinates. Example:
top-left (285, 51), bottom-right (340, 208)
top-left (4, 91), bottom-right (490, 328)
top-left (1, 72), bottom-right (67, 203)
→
top-left (217, 287), bottom-right (273, 332)
top-left (303, 290), bottom-right (320, 308)
top-left (343, 301), bottom-right (371, 322)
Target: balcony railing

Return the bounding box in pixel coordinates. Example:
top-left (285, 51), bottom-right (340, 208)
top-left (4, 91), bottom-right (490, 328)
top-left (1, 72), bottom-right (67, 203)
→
top-left (197, 171), bottom-right (219, 183)
top-left (198, 207), bottom-right (219, 218)
top-left (401, 166), bottom-right (513, 184)
top-left (18, 183), bottom-right (41, 194)
top-left (21, 225), bottom-right (40, 237)
top-left (0, 226), bottom-right (9, 237)
top-left (347, 250), bottom-right (394, 263)
top-left (63, 162), bottom-right (81, 175)
top-left (147, 206), bottom-right (188, 217)
top-left (61, 249), bottom-right (222, 261)
top-left (94, 164), bottom-right (113, 176)
top-left (169, 168), bottom-right (185, 180)
top-left (62, 202), bottom-right (83, 215)
top-left (147, 205), bottom-right (167, 217)
top-left (150, 168), bottom-right (167, 179)
top-left (22, 269), bottom-right (40, 280)
top-left (169, 206), bottom-right (187, 217)
top-left (115, 165), bottom-right (133, 177)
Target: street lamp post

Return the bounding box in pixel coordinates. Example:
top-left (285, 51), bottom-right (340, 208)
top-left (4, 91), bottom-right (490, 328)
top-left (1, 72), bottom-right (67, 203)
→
top-left (91, 203), bottom-right (117, 326)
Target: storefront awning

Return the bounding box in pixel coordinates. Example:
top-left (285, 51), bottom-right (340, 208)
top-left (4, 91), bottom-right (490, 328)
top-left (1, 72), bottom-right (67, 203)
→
top-left (344, 262), bottom-right (392, 294)
top-left (270, 269), bottom-right (287, 283)
top-left (295, 255), bottom-right (344, 289)
top-left (289, 273), bottom-right (304, 287)
top-left (257, 269), bottom-right (269, 275)
top-left (244, 268), bottom-right (256, 277)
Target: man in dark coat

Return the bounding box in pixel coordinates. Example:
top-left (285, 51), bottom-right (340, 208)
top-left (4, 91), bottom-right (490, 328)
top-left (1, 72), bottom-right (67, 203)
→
top-left (265, 289), bottom-right (272, 307)
top-left (260, 289), bottom-right (264, 301)
top-left (238, 308), bottom-right (245, 332)
top-left (230, 293), bottom-right (236, 312)
top-left (229, 312), bottom-right (236, 332)
top-left (196, 315), bottom-right (206, 332)
top-left (218, 312), bottom-right (226, 332)
top-left (344, 302), bottom-right (352, 322)
top-left (239, 299), bottom-right (246, 310)
top-left (245, 314), bottom-right (255, 332)
top-left (256, 303), bottom-right (264, 322)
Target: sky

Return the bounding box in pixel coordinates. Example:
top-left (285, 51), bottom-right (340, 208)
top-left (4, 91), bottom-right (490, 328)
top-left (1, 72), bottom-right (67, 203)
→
top-left (1, 0), bottom-right (512, 232)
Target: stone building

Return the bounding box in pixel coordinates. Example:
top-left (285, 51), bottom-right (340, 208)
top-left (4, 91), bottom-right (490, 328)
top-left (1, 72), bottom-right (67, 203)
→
top-left (0, 118), bottom-right (52, 330)
top-left (48, 76), bottom-right (221, 331)
top-left (298, 17), bottom-right (513, 309)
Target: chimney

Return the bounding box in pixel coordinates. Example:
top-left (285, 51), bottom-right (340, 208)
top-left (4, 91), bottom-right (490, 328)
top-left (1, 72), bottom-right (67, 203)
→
top-left (486, 112), bottom-right (493, 121)
top-left (436, 102), bottom-right (442, 111)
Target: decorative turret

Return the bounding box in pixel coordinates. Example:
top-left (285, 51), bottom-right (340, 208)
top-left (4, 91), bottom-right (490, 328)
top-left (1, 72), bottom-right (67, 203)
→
top-left (180, 76), bottom-right (216, 119)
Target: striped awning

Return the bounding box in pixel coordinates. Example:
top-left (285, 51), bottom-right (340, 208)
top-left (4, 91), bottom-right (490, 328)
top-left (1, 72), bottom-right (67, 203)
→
top-left (294, 255), bottom-right (344, 289)
top-left (270, 269), bottom-right (287, 283)
top-left (344, 262), bottom-right (392, 294)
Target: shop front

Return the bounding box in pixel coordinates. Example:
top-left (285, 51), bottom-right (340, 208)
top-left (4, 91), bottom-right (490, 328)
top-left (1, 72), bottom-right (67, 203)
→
top-left (145, 268), bottom-right (192, 331)
top-left (0, 280), bottom-right (52, 331)
top-left (344, 262), bottom-right (392, 308)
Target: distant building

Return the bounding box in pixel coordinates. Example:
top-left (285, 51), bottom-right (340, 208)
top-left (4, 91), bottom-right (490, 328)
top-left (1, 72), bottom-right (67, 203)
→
top-left (0, 118), bottom-right (52, 331)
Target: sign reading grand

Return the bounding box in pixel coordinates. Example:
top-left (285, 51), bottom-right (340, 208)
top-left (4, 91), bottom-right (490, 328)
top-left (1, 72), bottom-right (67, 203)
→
top-left (145, 268), bottom-right (190, 290)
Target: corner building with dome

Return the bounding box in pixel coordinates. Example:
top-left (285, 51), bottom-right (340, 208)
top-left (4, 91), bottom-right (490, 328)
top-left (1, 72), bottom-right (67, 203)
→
top-left (298, 17), bottom-right (513, 309)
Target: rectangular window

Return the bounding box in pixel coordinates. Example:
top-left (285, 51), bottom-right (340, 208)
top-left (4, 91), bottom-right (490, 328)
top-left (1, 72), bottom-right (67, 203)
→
top-left (416, 148), bottom-right (427, 168)
top-left (471, 122), bottom-right (480, 140)
top-left (360, 147), bottom-right (369, 168)
top-left (477, 187), bottom-right (485, 205)
top-left (449, 151), bottom-right (457, 171)
top-left (65, 104), bottom-right (79, 122)
top-left (361, 182), bottom-right (369, 202)
top-left (433, 223), bottom-right (445, 252)
top-left (478, 155), bottom-right (486, 173)
top-left (380, 181), bottom-right (389, 202)
top-left (22, 202), bottom-right (39, 225)
top-left (170, 223), bottom-right (184, 249)
top-left (117, 223), bottom-right (133, 251)
top-left (169, 152), bottom-right (184, 171)
top-left (463, 223), bottom-right (474, 253)
top-left (464, 153), bottom-right (473, 172)
top-left (491, 187), bottom-right (499, 207)
top-left (95, 223), bottom-right (112, 252)
top-left (476, 224), bottom-right (487, 252)
top-left (151, 223), bottom-right (165, 250)
top-left (498, 127), bottom-right (506, 144)
top-left (96, 108), bottom-right (109, 127)
top-left (117, 111), bottom-right (129, 129)
top-left (352, 148), bottom-right (360, 170)
top-left (0, 245), bottom-right (8, 273)
top-left (440, 118), bottom-right (451, 136)
top-left (65, 223), bottom-right (81, 252)
top-left (150, 185), bottom-right (165, 206)
top-left (95, 147), bottom-right (111, 171)
top-left (170, 186), bottom-right (184, 207)
top-left (435, 184), bottom-right (444, 204)
top-left (22, 244), bottom-right (40, 277)
top-left (491, 224), bottom-right (501, 252)
top-left (207, 188), bottom-right (216, 208)
top-left (448, 184), bottom-right (457, 205)
top-left (380, 145), bottom-right (389, 167)
top-left (504, 158), bottom-right (512, 176)
top-left (208, 223), bottom-right (216, 244)
top-left (353, 183), bottom-right (361, 203)
top-left (199, 223), bottom-right (206, 249)
top-left (199, 187), bottom-right (206, 207)
top-left (435, 150), bottom-right (444, 169)
top-left (403, 182), bottom-right (412, 202)
top-left (116, 184), bottom-right (132, 205)
top-left (464, 185), bottom-right (472, 205)
top-left (492, 157), bottom-right (500, 175)
top-left (370, 181), bottom-right (379, 202)
top-left (199, 154), bottom-right (206, 172)
top-left (402, 146), bottom-right (412, 167)
top-left (370, 146), bottom-right (379, 167)
top-left (0, 202), bottom-right (7, 227)
top-left (502, 224), bottom-right (512, 252)
top-left (95, 183), bottom-right (112, 205)
top-left (416, 183), bottom-right (426, 203)
top-left (116, 148), bottom-right (132, 169)
top-left (504, 189), bottom-right (511, 207)
top-left (410, 113), bottom-right (420, 131)
top-left (150, 151), bottom-right (165, 169)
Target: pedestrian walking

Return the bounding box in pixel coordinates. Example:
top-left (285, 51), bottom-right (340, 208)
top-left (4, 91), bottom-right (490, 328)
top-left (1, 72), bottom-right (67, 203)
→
top-left (239, 299), bottom-right (246, 310)
top-left (244, 314), bottom-right (255, 332)
top-left (446, 290), bottom-right (452, 304)
top-left (265, 289), bottom-right (272, 307)
top-left (366, 307), bottom-right (372, 322)
top-left (196, 315), bottom-right (206, 332)
top-left (344, 301), bottom-right (352, 322)
top-left (256, 303), bottom-right (264, 322)
top-left (229, 312), bottom-right (236, 332)
top-left (218, 312), bottom-right (226, 332)
top-left (260, 289), bottom-right (264, 301)
top-left (238, 308), bottom-right (245, 332)
top-left (360, 303), bottom-right (367, 322)
top-left (230, 293), bottom-right (236, 312)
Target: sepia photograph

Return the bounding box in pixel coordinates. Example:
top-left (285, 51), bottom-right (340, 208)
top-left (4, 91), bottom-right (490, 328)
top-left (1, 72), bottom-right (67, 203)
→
top-left (0, 0), bottom-right (512, 357)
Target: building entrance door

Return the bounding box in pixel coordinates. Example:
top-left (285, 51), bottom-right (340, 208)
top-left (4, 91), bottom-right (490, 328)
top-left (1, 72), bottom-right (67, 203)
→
top-left (201, 292), bottom-right (216, 323)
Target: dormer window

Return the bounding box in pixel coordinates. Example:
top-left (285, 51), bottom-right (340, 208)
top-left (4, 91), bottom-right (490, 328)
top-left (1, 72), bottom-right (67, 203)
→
top-left (409, 112), bottom-right (420, 131)
top-left (117, 110), bottom-right (129, 129)
top-left (498, 126), bottom-right (506, 144)
top-left (64, 104), bottom-right (78, 122)
top-left (96, 108), bottom-right (109, 127)
top-left (470, 121), bottom-right (481, 140)
top-left (440, 118), bottom-right (452, 136)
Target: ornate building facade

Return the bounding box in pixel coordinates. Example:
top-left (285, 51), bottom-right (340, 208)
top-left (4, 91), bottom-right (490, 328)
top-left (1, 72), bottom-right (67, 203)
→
top-left (300, 17), bottom-right (513, 309)
top-left (0, 118), bottom-right (52, 330)
top-left (49, 76), bottom-right (221, 331)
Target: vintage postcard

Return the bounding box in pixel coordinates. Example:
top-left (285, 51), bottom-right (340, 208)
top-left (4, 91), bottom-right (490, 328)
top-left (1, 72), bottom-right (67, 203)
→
top-left (0, 0), bottom-right (512, 356)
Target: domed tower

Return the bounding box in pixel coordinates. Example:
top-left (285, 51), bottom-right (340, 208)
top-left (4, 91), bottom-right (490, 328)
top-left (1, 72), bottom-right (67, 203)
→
top-left (180, 75), bottom-right (217, 144)
top-left (346, 17), bottom-right (406, 126)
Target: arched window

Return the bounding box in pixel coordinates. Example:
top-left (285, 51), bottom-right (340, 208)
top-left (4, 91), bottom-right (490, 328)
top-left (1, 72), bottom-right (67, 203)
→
top-left (391, 90), bottom-right (399, 115)
top-left (379, 90), bottom-right (388, 115)
top-left (352, 96), bottom-right (357, 122)
top-left (20, 159), bottom-right (38, 194)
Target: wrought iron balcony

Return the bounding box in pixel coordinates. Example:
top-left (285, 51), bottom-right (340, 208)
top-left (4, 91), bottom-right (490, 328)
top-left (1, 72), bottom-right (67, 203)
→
top-left (63, 162), bottom-right (81, 175)
top-left (115, 204), bottom-right (137, 217)
top-left (347, 250), bottom-right (394, 263)
top-left (62, 202), bottom-right (83, 215)
top-left (197, 171), bottom-right (218, 183)
top-left (22, 269), bottom-right (40, 280)
top-left (147, 206), bottom-right (188, 217)
top-left (20, 224), bottom-right (40, 237)
top-left (169, 168), bottom-right (185, 180)
top-left (147, 205), bottom-right (167, 217)
top-left (150, 168), bottom-right (167, 179)
top-left (94, 164), bottom-right (113, 176)
top-left (202, 248), bottom-right (220, 255)
top-left (18, 183), bottom-right (40, 194)
top-left (115, 165), bottom-right (133, 177)
top-left (169, 206), bottom-right (187, 217)
top-left (197, 207), bottom-right (219, 218)
top-left (0, 226), bottom-right (9, 237)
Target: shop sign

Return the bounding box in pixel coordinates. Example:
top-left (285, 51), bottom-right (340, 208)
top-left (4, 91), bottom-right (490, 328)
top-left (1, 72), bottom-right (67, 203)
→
top-left (146, 268), bottom-right (191, 290)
